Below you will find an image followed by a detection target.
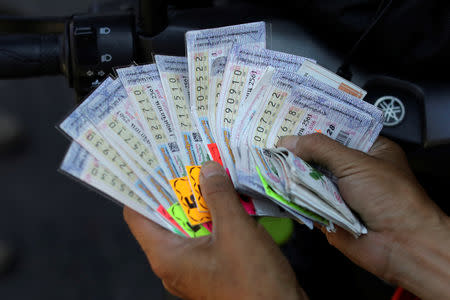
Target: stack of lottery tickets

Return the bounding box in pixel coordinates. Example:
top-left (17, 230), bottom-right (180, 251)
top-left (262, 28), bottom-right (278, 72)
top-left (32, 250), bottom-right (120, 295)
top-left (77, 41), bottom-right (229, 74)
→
top-left (59, 22), bottom-right (384, 238)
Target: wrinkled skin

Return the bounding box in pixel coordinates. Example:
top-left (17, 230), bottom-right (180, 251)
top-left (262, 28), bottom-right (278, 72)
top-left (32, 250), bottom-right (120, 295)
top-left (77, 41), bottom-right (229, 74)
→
top-left (279, 134), bottom-right (449, 300)
top-left (125, 160), bottom-right (306, 300)
top-left (125, 134), bottom-right (450, 300)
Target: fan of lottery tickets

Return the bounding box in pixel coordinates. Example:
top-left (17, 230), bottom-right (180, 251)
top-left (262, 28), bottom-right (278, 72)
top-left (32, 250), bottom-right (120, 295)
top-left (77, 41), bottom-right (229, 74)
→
top-left (59, 21), bottom-right (384, 238)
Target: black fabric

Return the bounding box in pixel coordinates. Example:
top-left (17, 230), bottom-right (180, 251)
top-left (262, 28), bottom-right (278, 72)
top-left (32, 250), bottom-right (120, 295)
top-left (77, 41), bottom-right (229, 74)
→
top-left (297, 0), bottom-right (450, 76)
top-left (239, 0), bottom-right (450, 77)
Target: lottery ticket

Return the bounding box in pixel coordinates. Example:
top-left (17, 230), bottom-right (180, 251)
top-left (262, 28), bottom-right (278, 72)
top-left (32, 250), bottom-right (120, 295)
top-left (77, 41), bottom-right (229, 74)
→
top-left (253, 148), bottom-right (367, 236)
top-left (297, 60), bottom-right (367, 99)
top-left (155, 55), bottom-right (216, 225)
top-left (170, 175), bottom-right (212, 225)
top-left (264, 70), bottom-right (383, 150)
top-left (57, 22), bottom-right (387, 237)
top-left (80, 78), bottom-right (176, 208)
top-left (156, 55), bottom-right (280, 221)
top-left (215, 45), bottom-right (313, 180)
top-left (265, 82), bottom-right (375, 152)
top-left (232, 68), bottom-right (374, 212)
top-left (186, 22), bottom-right (267, 153)
top-left (252, 149), bottom-right (331, 231)
top-left (244, 84), bottom-right (374, 189)
top-left (167, 202), bottom-right (211, 238)
top-left (59, 78), bottom-right (173, 220)
top-left (232, 68), bottom-right (378, 157)
top-left (257, 169), bottom-right (316, 228)
top-left (231, 68), bottom-right (276, 192)
top-left (116, 64), bottom-right (187, 179)
top-left (60, 142), bottom-right (179, 233)
top-left (155, 55), bottom-right (209, 166)
top-left (186, 165), bottom-right (209, 212)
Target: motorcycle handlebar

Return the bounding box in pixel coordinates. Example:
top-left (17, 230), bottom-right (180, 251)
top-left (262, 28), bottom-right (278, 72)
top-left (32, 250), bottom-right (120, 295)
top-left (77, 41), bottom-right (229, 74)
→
top-left (0, 34), bottom-right (63, 78)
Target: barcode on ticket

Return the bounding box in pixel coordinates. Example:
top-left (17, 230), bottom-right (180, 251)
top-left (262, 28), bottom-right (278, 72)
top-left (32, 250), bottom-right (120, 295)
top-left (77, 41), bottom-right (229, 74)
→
top-left (192, 132), bottom-right (202, 142)
top-left (336, 130), bottom-right (351, 146)
top-left (168, 142), bottom-right (180, 152)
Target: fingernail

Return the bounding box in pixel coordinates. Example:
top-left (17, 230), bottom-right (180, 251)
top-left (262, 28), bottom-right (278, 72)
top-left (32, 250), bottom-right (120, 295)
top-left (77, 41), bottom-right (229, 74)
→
top-left (277, 136), bottom-right (298, 151)
top-left (201, 161), bottom-right (226, 178)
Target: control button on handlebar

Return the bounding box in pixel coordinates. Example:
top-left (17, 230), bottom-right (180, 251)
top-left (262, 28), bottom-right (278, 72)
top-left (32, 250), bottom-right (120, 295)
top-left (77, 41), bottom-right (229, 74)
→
top-left (74, 26), bottom-right (94, 36)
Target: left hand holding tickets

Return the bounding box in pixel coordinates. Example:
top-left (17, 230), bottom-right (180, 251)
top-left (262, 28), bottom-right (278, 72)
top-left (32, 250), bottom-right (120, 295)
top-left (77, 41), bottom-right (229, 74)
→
top-left (124, 161), bottom-right (308, 300)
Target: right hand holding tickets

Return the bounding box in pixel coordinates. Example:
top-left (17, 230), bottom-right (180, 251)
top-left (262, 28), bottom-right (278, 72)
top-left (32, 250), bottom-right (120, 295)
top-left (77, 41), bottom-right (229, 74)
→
top-left (279, 134), bottom-right (450, 300)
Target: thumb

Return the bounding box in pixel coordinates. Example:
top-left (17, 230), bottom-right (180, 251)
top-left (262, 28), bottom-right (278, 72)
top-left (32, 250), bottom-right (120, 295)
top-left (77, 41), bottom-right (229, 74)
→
top-left (199, 161), bottom-right (251, 236)
top-left (278, 133), bottom-right (369, 179)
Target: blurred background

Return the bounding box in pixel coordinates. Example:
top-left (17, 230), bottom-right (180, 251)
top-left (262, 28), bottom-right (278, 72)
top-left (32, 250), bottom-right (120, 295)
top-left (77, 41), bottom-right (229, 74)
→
top-left (0, 0), bottom-right (448, 299)
top-left (0, 0), bottom-right (169, 299)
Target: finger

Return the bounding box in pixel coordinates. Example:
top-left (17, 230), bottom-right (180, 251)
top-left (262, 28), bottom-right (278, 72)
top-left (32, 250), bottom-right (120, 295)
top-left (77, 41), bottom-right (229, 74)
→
top-left (324, 228), bottom-right (393, 281)
top-left (367, 136), bottom-right (413, 176)
top-left (278, 133), bottom-right (370, 179)
top-left (162, 280), bottom-right (185, 299)
top-left (123, 207), bottom-right (185, 278)
top-left (199, 161), bottom-right (251, 235)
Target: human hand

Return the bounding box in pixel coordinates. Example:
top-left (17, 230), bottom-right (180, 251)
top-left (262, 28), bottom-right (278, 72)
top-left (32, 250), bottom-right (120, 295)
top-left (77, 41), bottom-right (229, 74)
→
top-left (124, 161), bottom-right (308, 300)
top-left (279, 134), bottom-right (450, 300)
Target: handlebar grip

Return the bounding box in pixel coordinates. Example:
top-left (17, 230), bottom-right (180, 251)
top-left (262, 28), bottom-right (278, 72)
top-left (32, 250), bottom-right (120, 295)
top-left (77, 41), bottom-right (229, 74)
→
top-left (0, 34), bottom-right (62, 78)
